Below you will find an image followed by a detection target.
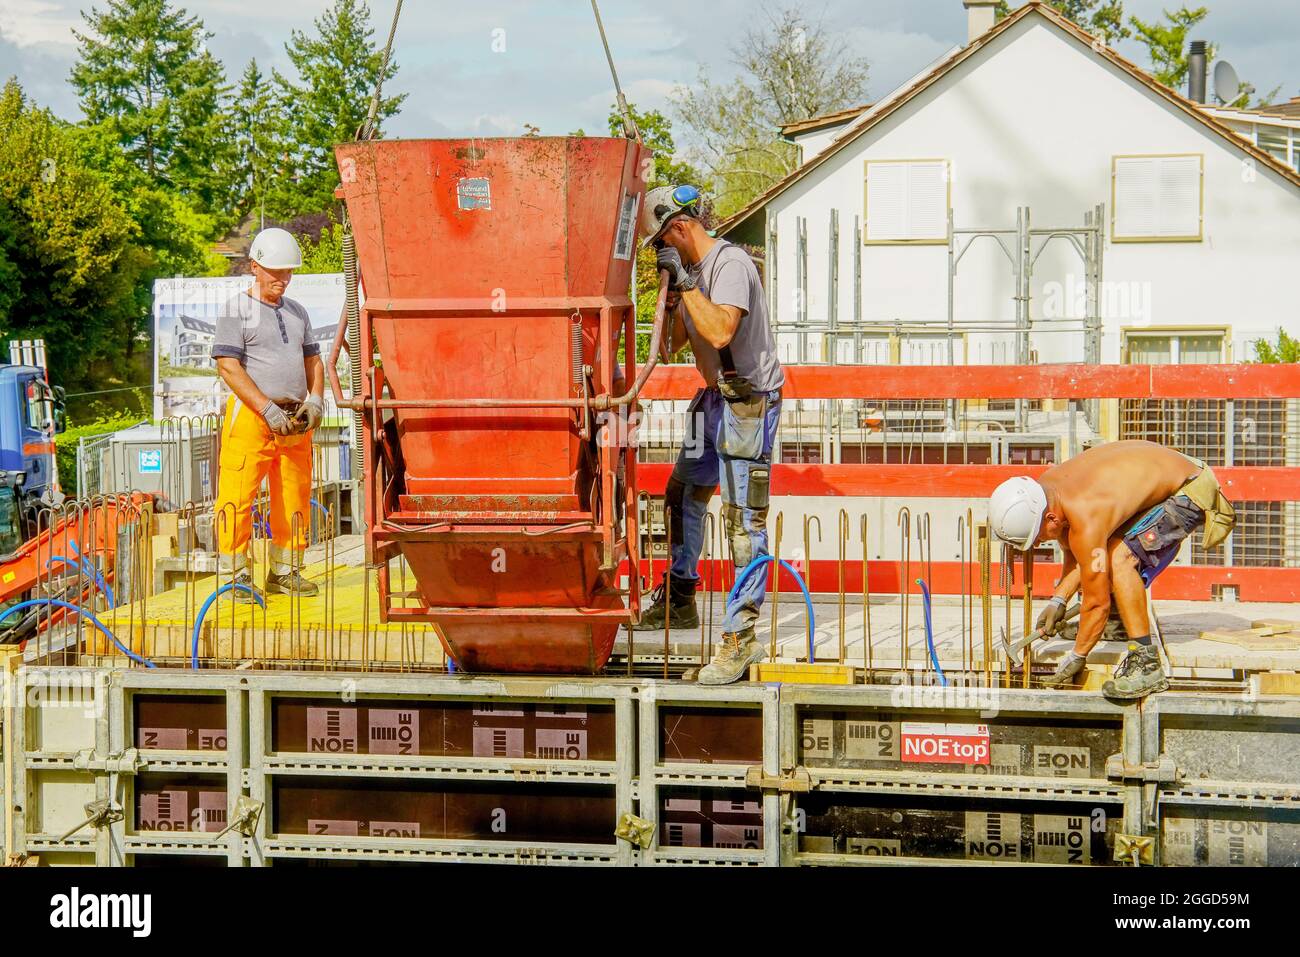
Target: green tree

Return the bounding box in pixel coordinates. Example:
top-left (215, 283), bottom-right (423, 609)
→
top-left (999, 2), bottom-right (1131, 42)
top-left (1130, 7), bottom-right (1275, 108)
top-left (1252, 330), bottom-right (1300, 364)
top-left (0, 80), bottom-right (144, 386)
top-left (299, 222), bottom-right (346, 273)
top-left (672, 5), bottom-right (870, 217)
top-left (1129, 6), bottom-right (1209, 88)
top-left (274, 0), bottom-right (405, 217)
top-left (230, 59), bottom-right (292, 225)
top-left (608, 104), bottom-right (706, 190)
top-left (70, 0), bottom-right (234, 217)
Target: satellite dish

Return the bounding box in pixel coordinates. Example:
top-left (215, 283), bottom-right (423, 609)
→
top-left (1214, 59), bottom-right (1241, 105)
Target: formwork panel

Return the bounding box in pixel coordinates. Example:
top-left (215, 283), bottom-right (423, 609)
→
top-left (132, 773), bottom-right (229, 835)
top-left (797, 794), bottom-right (1123, 865)
top-left (271, 777), bottom-right (617, 845)
top-left (133, 693), bottom-right (228, 753)
top-left (1161, 808), bottom-right (1300, 866)
top-left (28, 769), bottom-right (98, 839)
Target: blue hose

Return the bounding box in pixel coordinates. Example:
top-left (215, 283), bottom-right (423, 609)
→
top-left (191, 583), bottom-right (265, 670)
top-left (0, 598), bottom-right (154, 668)
top-left (915, 578), bottom-right (948, 687)
top-left (46, 557), bottom-right (116, 608)
top-left (727, 555), bottom-right (817, 663)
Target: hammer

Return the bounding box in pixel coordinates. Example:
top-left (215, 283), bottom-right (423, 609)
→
top-left (1001, 603), bottom-right (1082, 666)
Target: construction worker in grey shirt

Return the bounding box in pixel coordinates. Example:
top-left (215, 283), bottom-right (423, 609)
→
top-left (635, 185), bottom-right (785, 685)
top-left (211, 228), bottom-right (325, 599)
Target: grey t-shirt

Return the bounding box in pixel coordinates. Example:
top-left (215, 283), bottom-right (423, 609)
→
top-left (680, 240), bottom-right (784, 393)
top-left (211, 292), bottom-right (321, 403)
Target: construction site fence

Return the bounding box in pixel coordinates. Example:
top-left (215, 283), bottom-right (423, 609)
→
top-left (3, 666), bottom-right (1297, 867)
top-left (635, 363), bottom-right (1300, 603)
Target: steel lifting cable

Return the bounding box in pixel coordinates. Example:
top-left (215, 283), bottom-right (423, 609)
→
top-left (363, 0), bottom-right (405, 141)
top-left (590, 0), bottom-right (641, 141)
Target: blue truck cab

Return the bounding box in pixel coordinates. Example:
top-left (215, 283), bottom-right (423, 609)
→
top-left (0, 365), bottom-right (66, 554)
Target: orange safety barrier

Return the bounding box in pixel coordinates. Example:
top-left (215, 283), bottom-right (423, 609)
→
top-left (635, 363), bottom-right (1300, 603)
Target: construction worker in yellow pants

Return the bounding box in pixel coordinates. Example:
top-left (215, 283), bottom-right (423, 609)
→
top-left (212, 228), bottom-right (325, 599)
top-left (214, 398), bottom-right (316, 594)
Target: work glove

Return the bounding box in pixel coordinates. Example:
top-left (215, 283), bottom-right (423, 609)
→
top-left (261, 400), bottom-right (294, 437)
top-left (656, 246), bottom-right (697, 292)
top-left (1035, 596), bottom-right (1068, 635)
top-left (1041, 651), bottom-right (1087, 690)
top-left (296, 395), bottom-right (325, 433)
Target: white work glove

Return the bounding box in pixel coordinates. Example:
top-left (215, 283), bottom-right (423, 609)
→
top-left (297, 395), bottom-right (325, 432)
top-left (261, 400), bottom-right (294, 436)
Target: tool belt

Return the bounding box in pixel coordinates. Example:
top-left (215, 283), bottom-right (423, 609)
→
top-left (1176, 454), bottom-right (1236, 551)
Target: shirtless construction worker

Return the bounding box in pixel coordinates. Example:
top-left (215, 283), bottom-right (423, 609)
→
top-left (987, 440), bottom-right (1235, 699)
top-left (211, 227), bottom-right (325, 599)
top-left (633, 184), bottom-right (784, 685)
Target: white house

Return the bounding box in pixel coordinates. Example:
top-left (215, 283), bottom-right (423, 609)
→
top-left (720, 1), bottom-right (1300, 372)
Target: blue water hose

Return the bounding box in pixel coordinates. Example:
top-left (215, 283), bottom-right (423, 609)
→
top-left (915, 578), bottom-right (948, 687)
top-left (0, 598), bottom-right (154, 668)
top-left (191, 583), bottom-right (266, 670)
top-left (61, 541), bottom-right (115, 606)
top-left (46, 557), bottom-right (116, 608)
top-left (727, 555), bottom-right (817, 663)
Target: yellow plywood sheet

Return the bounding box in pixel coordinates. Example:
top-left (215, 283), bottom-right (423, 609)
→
top-left (1198, 628), bottom-right (1300, 651)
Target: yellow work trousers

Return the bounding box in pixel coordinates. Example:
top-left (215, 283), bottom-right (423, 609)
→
top-left (215, 398), bottom-right (313, 574)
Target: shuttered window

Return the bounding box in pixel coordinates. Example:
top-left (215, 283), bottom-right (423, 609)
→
top-left (1112, 154), bottom-right (1203, 241)
top-left (863, 160), bottom-right (949, 243)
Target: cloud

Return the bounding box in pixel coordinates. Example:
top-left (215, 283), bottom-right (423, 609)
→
top-left (0, 0), bottom-right (79, 47)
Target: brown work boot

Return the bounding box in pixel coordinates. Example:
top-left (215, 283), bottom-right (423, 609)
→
top-left (697, 626), bottom-right (764, 686)
top-left (265, 569), bottom-right (319, 597)
top-left (227, 571), bottom-right (263, 604)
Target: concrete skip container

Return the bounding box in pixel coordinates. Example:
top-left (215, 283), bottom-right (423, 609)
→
top-left (330, 136), bottom-right (661, 673)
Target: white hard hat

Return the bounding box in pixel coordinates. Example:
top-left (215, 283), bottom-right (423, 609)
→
top-left (249, 227), bottom-right (303, 269)
top-left (988, 477), bottom-right (1048, 550)
top-left (639, 184), bottom-right (702, 248)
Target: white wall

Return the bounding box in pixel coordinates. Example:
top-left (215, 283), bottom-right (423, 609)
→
top-left (764, 14), bottom-right (1300, 365)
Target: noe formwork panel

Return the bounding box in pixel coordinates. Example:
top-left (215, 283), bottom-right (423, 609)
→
top-left (1148, 695), bottom-right (1300, 867)
top-left (1, 664), bottom-right (244, 866)
top-left (246, 672), bottom-right (640, 866)
top-left (4, 663), bottom-right (1300, 866)
top-left (638, 682), bottom-right (780, 866)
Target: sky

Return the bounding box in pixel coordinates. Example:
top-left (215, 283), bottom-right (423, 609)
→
top-left (1, 0), bottom-right (1298, 145)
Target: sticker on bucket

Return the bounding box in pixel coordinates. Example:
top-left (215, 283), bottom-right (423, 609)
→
top-left (457, 177), bottom-right (492, 210)
top-left (613, 192), bottom-right (639, 260)
top-left (900, 722), bottom-right (990, 765)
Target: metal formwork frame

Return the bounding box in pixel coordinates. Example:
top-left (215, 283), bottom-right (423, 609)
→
top-left (780, 684), bottom-right (1130, 867)
top-left (5, 666), bottom-right (1299, 867)
top-left (638, 682), bottom-right (780, 866)
top-left (245, 672), bottom-right (639, 867)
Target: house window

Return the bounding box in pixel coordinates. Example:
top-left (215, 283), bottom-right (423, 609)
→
top-left (863, 160), bottom-right (949, 244)
top-left (1112, 154), bottom-right (1203, 241)
top-left (1124, 331), bottom-right (1225, 364)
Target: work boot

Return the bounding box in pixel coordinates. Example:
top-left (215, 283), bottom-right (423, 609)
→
top-left (1103, 643), bottom-right (1169, 700)
top-left (265, 569), bottom-right (320, 597)
top-left (227, 571), bottom-right (263, 604)
top-left (633, 577), bottom-right (699, 631)
top-left (1041, 652), bottom-right (1087, 690)
top-left (697, 626), bottom-right (765, 686)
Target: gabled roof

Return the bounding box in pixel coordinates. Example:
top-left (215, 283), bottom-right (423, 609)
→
top-left (779, 104), bottom-right (872, 138)
top-left (719, 1), bottom-right (1300, 240)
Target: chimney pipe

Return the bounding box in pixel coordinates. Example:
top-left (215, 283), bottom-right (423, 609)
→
top-left (1188, 40), bottom-right (1208, 103)
top-left (963, 0), bottom-right (999, 44)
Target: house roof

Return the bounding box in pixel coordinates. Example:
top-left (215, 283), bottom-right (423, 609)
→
top-left (719, 1), bottom-right (1300, 241)
top-left (1237, 96), bottom-right (1300, 120)
top-left (779, 104), bottom-right (872, 138)
top-left (178, 316), bottom-right (216, 335)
